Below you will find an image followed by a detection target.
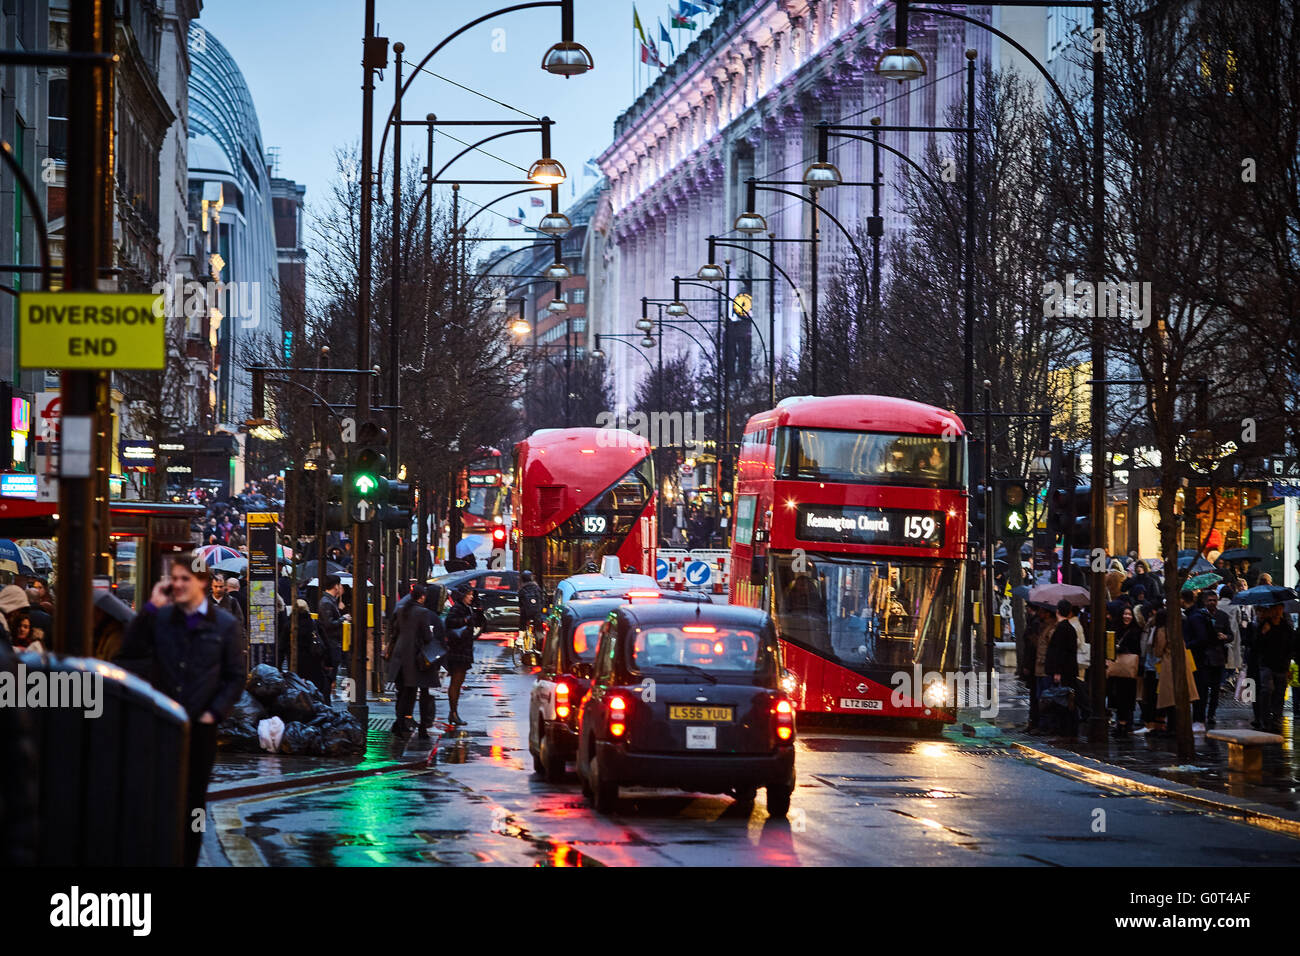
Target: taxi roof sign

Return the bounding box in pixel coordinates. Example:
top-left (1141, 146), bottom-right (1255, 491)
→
top-left (19, 292), bottom-right (165, 370)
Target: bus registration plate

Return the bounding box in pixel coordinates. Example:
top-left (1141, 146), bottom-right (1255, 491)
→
top-left (669, 705), bottom-right (733, 722)
top-left (839, 698), bottom-right (883, 711)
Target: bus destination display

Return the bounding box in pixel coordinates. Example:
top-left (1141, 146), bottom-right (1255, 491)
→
top-left (794, 504), bottom-right (945, 548)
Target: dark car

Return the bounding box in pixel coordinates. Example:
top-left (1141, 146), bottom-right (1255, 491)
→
top-left (575, 603), bottom-right (796, 817)
top-left (528, 598), bottom-right (620, 781)
top-left (428, 568), bottom-right (521, 632)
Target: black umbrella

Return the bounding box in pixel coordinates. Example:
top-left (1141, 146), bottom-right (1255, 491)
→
top-left (1217, 548), bottom-right (1263, 564)
top-left (1177, 554), bottom-right (1216, 574)
top-left (1230, 585), bottom-right (1299, 606)
top-left (295, 560), bottom-right (345, 582)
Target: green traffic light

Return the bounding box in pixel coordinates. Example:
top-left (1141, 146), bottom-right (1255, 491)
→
top-left (353, 473), bottom-right (378, 496)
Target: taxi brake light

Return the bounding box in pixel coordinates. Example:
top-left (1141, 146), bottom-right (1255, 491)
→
top-left (682, 625), bottom-right (716, 634)
top-left (626, 589), bottom-right (660, 599)
top-left (773, 695), bottom-right (795, 742)
top-left (556, 681), bottom-right (571, 719)
top-left (610, 721), bottom-right (627, 737)
top-left (609, 695), bottom-right (627, 712)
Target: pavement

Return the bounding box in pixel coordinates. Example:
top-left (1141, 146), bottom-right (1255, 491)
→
top-left (196, 633), bottom-right (1300, 866)
top-left (984, 670), bottom-right (1300, 821)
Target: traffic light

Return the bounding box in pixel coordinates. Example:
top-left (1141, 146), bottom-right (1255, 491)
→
top-left (349, 421), bottom-right (389, 520)
top-left (491, 525), bottom-right (507, 548)
top-left (299, 473), bottom-right (347, 531)
top-left (998, 480), bottom-right (1029, 537)
top-left (1050, 483), bottom-right (1093, 546)
top-left (380, 480), bottom-right (412, 530)
top-left (970, 483), bottom-right (990, 541)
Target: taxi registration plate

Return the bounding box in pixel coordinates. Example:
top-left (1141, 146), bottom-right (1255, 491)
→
top-left (668, 705), bottom-right (734, 722)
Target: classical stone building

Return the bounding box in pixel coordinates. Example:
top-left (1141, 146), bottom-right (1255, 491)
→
top-left (593, 0), bottom-right (1051, 406)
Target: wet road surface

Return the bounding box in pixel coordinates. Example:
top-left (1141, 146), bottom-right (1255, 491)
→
top-left (203, 636), bottom-right (1300, 866)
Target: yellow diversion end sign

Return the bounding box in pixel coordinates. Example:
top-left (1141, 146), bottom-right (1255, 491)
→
top-left (19, 292), bottom-right (165, 370)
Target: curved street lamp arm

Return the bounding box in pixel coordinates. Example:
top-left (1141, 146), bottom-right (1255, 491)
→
top-left (459, 185), bottom-right (551, 230)
top-left (376, 1), bottom-right (563, 187)
top-left (595, 333), bottom-right (656, 375)
top-left (705, 244), bottom-right (805, 351)
top-left (1, 140), bottom-right (51, 290)
top-left (751, 181), bottom-right (869, 279)
top-left (910, 5), bottom-right (1086, 150)
top-left (431, 126), bottom-right (537, 183)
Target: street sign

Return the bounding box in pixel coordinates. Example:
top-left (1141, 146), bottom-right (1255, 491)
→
top-left (19, 292), bottom-right (166, 370)
top-left (352, 499), bottom-right (377, 523)
top-left (685, 560), bottom-right (711, 587)
top-left (655, 557), bottom-right (668, 581)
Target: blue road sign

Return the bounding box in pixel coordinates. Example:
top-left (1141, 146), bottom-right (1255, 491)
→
top-left (685, 560), bottom-right (711, 587)
top-left (655, 557), bottom-right (669, 581)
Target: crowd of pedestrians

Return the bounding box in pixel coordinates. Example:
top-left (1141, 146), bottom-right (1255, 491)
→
top-left (1019, 554), bottom-right (1298, 738)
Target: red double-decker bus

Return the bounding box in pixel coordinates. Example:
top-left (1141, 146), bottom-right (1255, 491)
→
top-left (461, 448), bottom-right (505, 534)
top-left (512, 428), bottom-right (657, 593)
top-left (729, 395), bottom-right (968, 729)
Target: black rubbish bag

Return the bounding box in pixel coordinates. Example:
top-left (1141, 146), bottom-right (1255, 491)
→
top-left (273, 674), bottom-right (317, 723)
top-left (217, 716), bottom-right (260, 752)
top-left (230, 690), bottom-right (268, 725)
top-left (279, 720), bottom-right (324, 755)
top-left (247, 663), bottom-right (286, 704)
top-left (321, 722), bottom-right (366, 756)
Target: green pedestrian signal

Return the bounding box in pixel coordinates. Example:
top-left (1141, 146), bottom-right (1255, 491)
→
top-left (999, 480), bottom-right (1029, 537)
top-left (348, 422), bottom-right (390, 521)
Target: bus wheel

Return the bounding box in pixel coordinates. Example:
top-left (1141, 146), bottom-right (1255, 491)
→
top-left (918, 719), bottom-right (945, 738)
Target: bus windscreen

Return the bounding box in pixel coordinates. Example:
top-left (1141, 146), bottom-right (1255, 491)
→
top-left (775, 428), bottom-right (957, 487)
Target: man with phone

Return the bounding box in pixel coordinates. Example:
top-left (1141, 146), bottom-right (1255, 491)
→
top-left (116, 553), bottom-right (245, 866)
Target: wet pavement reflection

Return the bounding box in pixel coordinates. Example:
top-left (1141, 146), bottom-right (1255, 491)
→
top-left (203, 635), bottom-right (1300, 867)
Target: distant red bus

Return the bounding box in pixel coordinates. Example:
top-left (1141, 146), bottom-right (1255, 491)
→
top-left (729, 396), bottom-right (968, 729)
top-left (461, 448), bottom-right (505, 534)
top-left (512, 428), bottom-right (657, 594)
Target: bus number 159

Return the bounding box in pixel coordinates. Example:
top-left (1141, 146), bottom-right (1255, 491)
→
top-left (903, 515), bottom-right (937, 540)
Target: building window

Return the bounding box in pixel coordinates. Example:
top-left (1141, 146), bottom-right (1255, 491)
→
top-left (48, 78), bottom-right (68, 162)
top-left (569, 288), bottom-right (586, 305)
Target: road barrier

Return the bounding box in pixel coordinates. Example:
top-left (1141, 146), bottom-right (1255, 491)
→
top-left (657, 549), bottom-right (690, 591)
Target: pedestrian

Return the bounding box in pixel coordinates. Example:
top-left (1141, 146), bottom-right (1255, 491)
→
top-left (1245, 603), bottom-right (1294, 733)
top-left (225, 576), bottom-right (246, 617)
top-left (1107, 605), bottom-right (1142, 737)
top-left (115, 553), bottom-right (244, 866)
top-left (1198, 589), bottom-right (1232, 729)
top-left (442, 585), bottom-right (478, 726)
top-left (517, 569), bottom-right (545, 650)
top-left (1153, 608), bottom-right (1198, 734)
top-left (317, 575), bottom-right (347, 695)
top-left (24, 589), bottom-right (52, 646)
top-left (0, 585), bottom-right (29, 644)
top-left (384, 584), bottom-right (444, 738)
top-left (1019, 604), bottom-right (1053, 732)
top-left (1041, 599), bottom-right (1079, 735)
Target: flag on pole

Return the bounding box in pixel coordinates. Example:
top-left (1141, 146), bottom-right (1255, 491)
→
top-left (672, 2), bottom-right (703, 28)
top-left (633, 6), bottom-right (648, 45)
top-left (639, 41), bottom-right (664, 67)
top-left (530, 195), bottom-right (545, 207)
top-left (584, 158), bottom-right (601, 177)
top-left (517, 207), bottom-right (528, 219)
top-left (507, 214), bottom-right (522, 226)
top-left (658, 20), bottom-right (675, 58)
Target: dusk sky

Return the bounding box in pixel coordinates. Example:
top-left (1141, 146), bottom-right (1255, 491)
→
top-left (197, 1), bottom-right (720, 262)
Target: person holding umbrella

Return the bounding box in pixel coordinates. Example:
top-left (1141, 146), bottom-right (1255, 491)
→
top-left (1245, 602), bottom-right (1296, 733)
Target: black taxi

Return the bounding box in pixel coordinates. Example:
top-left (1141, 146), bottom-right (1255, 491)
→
top-left (574, 603), bottom-right (796, 817)
top-left (527, 590), bottom-right (708, 779)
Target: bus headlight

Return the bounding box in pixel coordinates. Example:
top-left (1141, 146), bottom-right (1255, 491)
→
top-left (922, 679), bottom-right (949, 708)
top-left (780, 668), bottom-right (800, 696)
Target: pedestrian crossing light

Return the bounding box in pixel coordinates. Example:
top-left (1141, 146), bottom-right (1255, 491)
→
top-left (999, 480), bottom-right (1029, 537)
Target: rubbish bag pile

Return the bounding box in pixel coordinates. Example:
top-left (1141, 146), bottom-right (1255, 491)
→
top-left (218, 664), bottom-right (366, 756)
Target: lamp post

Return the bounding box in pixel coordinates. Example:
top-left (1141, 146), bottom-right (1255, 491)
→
top-left (354, 0), bottom-right (589, 723)
top-left (887, 0), bottom-right (1107, 743)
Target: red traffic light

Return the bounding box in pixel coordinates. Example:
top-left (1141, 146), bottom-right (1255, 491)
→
top-left (491, 526), bottom-right (507, 544)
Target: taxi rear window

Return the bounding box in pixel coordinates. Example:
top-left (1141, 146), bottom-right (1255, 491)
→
top-left (570, 620), bottom-right (602, 661)
top-left (628, 626), bottom-right (766, 675)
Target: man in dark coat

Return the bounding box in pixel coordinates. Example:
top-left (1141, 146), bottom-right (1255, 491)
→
top-left (116, 553), bottom-right (245, 866)
top-left (385, 584), bottom-right (443, 737)
top-left (1247, 604), bottom-right (1295, 733)
top-left (317, 575), bottom-right (347, 693)
top-left (1041, 599), bottom-right (1080, 735)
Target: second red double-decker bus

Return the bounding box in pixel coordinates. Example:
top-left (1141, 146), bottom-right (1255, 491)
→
top-left (460, 448), bottom-right (506, 534)
top-left (512, 427), bottom-right (657, 593)
top-left (729, 395), bottom-right (968, 729)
